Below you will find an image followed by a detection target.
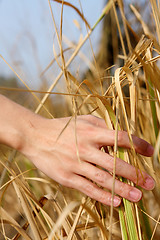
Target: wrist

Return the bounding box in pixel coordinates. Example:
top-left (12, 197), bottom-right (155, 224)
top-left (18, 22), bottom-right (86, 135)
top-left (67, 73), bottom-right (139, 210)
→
top-left (0, 122), bottom-right (24, 151)
top-left (17, 111), bottom-right (47, 157)
top-left (15, 111), bottom-right (45, 155)
top-left (0, 95), bottom-right (43, 152)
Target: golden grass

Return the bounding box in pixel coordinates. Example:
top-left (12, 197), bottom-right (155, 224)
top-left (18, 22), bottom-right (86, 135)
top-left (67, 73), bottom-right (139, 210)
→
top-left (0, 0), bottom-right (160, 239)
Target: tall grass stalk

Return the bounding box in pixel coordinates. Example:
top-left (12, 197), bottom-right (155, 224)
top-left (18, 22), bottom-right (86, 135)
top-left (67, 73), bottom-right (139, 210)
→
top-left (0, 0), bottom-right (160, 239)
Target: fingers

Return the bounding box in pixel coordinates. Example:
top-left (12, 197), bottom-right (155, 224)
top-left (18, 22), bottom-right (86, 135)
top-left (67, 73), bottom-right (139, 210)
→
top-left (79, 115), bottom-right (154, 157)
top-left (82, 148), bottom-right (155, 190)
top-left (68, 174), bottom-right (121, 207)
top-left (67, 165), bottom-right (142, 205)
top-left (73, 161), bottom-right (143, 202)
top-left (58, 144), bottom-right (155, 206)
top-left (92, 129), bottom-right (153, 157)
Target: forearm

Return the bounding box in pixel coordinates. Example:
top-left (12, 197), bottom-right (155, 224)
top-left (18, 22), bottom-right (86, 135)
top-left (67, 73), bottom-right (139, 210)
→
top-left (0, 94), bottom-right (39, 151)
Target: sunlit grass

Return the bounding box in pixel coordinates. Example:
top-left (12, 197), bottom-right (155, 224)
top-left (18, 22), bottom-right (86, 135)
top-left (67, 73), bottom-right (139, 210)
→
top-left (0, 0), bottom-right (160, 239)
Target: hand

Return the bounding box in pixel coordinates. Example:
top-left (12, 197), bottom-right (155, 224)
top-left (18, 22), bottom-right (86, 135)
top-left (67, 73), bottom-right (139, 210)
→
top-left (21, 115), bottom-right (155, 207)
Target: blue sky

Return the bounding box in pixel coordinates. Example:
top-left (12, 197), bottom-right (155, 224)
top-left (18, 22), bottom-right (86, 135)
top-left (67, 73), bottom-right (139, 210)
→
top-left (0, 0), bottom-right (104, 88)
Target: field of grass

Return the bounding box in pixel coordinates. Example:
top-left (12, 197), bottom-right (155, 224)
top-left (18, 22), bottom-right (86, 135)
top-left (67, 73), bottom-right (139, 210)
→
top-left (0, 0), bottom-right (160, 239)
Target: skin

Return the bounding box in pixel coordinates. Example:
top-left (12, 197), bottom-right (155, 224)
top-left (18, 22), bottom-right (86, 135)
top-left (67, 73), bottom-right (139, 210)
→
top-left (0, 95), bottom-right (155, 207)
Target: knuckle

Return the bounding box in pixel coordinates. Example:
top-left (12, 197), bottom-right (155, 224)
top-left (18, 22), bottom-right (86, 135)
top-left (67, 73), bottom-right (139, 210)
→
top-left (78, 142), bottom-right (87, 153)
top-left (99, 191), bottom-right (109, 203)
top-left (94, 171), bottom-right (108, 185)
top-left (82, 123), bottom-right (95, 134)
top-left (105, 155), bottom-right (114, 171)
top-left (81, 181), bottom-right (110, 205)
top-left (118, 183), bottom-right (127, 196)
top-left (58, 172), bottom-right (73, 187)
top-left (77, 122), bottom-right (95, 137)
top-left (84, 182), bottom-right (95, 195)
top-left (117, 131), bottom-right (125, 143)
top-left (75, 142), bottom-right (88, 157)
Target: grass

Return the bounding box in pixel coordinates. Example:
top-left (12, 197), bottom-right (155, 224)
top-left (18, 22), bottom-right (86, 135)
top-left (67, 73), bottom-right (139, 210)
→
top-left (0, 0), bottom-right (160, 239)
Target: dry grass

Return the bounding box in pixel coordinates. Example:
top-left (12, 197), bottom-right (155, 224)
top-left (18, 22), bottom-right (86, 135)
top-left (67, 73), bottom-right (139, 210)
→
top-left (0, 0), bottom-right (160, 239)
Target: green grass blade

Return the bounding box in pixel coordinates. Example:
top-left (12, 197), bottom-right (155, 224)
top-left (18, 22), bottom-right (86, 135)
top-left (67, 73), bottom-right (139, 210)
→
top-left (138, 199), bottom-right (152, 240)
top-left (123, 199), bottom-right (139, 240)
top-left (101, 99), bottom-right (140, 240)
top-left (119, 205), bottom-right (128, 240)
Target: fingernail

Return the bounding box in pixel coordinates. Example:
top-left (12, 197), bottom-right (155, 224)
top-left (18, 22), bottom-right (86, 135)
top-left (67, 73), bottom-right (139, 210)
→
top-left (113, 197), bottom-right (121, 207)
top-left (143, 177), bottom-right (155, 190)
top-left (129, 189), bottom-right (142, 201)
top-left (147, 145), bottom-right (154, 156)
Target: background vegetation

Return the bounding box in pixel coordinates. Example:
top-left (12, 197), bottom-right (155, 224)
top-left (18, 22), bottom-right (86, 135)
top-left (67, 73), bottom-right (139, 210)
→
top-left (0, 0), bottom-right (160, 239)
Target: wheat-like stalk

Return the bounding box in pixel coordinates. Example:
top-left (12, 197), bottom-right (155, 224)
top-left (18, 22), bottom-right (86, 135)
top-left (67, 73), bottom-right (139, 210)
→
top-left (0, 0), bottom-right (160, 239)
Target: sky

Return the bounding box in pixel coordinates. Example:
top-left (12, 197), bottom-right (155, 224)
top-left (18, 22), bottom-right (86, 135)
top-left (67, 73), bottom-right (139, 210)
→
top-left (0, 0), bottom-right (104, 88)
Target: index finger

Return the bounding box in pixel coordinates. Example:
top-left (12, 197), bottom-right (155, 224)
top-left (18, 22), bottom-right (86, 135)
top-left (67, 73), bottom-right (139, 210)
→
top-left (93, 129), bottom-right (154, 157)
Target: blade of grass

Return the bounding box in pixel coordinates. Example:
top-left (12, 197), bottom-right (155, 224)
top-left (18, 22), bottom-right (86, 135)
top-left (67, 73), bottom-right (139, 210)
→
top-left (130, 4), bottom-right (160, 52)
top-left (126, 66), bottom-right (143, 240)
top-left (138, 199), bottom-right (153, 240)
top-left (147, 77), bottom-right (159, 138)
top-left (145, 49), bottom-right (159, 139)
top-left (51, 0), bottom-right (91, 30)
top-left (119, 205), bottom-right (128, 240)
top-left (112, 0), bottom-right (127, 58)
top-left (67, 203), bottom-right (83, 240)
top-left (96, 97), bottom-right (130, 240)
top-left (150, 214), bottom-right (160, 240)
top-left (48, 201), bottom-right (80, 240)
top-left (0, 150), bottom-right (17, 188)
top-left (109, 96), bottom-right (119, 240)
top-left (0, 207), bottom-right (32, 240)
top-left (123, 200), bottom-right (139, 240)
top-left (150, 0), bottom-right (160, 44)
top-left (12, 177), bottom-right (42, 240)
top-left (82, 204), bottom-right (109, 237)
top-left (115, 68), bottom-right (140, 240)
